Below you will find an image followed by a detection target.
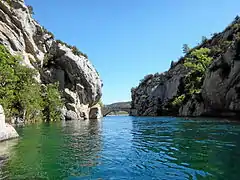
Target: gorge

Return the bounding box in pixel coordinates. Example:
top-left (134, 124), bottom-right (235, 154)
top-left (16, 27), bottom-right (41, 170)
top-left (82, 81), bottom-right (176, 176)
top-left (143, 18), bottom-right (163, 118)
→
top-left (1, 0), bottom-right (240, 179)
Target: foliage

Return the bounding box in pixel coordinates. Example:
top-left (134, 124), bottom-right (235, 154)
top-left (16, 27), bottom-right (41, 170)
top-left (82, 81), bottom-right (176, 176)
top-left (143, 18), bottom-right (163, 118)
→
top-left (169, 17), bottom-right (240, 110)
top-left (0, 45), bottom-right (63, 122)
top-left (140, 74), bottom-right (153, 83)
top-left (182, 44), bottom-right (190, 54)
top-left (72, 46), bottom-right (88, 58)
top-left (5, 0), bottom-right (12, 6)
top-left (171, 48), bottom-right (213, 107)
top-left (98, 99), bottom-right (104, 108)
top-left (172, 94), bottom-right (185, 106)
top-left (42, 26), bottom-right (55, 38)
top-left (201, 36), bottom-right (208, 43)
top-left (235, 15), bottom-right (240, 21)
top-left (233, 23), bottom-right (240, 31)
top-left (210, 46), bottom-right (222, 57)
top-left (14, 62), bottom-right (44, 121)
top-left (184, 48), bottom-right (213, 93)
top-left (0, 45), bottom-right (19, 117)
top-left (170, 60), bottom-right (175, 68)
top-left (211, 33), bottom-right (219, 37)
top-left (236, 32), bottom-right (240, 41)
top-left (184, 48), bottom-right (213, 74)
top-left (42, 83), bottom-right (63, 121)
top-left (43, 54), bottom-right (54, 67)
top-left (27, 5), bottom-right (34, 15)
top-left (210, 41), bottom-right (232, 58)
top-left (55, 40), bottom-right (88, 58)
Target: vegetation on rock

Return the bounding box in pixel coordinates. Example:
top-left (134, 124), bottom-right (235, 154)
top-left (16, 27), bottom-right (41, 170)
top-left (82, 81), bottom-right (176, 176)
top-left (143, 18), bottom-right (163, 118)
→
top-left (27, 5), bottom-right (34, 15)
top-left (0, 45), bottom-right (63, 123)
top-left (55, 40), bottom-right (88, 58)
top-left (42, 83), bottom-right (63, 121)
top-left (182, 44), bottom-right (191, 54)
top-left (172, 48), bottom-right (213, 107)
top-left (98, 99), bottom-right (104, 108)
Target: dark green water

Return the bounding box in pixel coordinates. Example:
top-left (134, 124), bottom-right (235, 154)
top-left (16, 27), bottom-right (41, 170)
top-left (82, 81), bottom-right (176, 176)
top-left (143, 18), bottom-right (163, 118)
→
top-left (1, 116), bottom-right (240, 179)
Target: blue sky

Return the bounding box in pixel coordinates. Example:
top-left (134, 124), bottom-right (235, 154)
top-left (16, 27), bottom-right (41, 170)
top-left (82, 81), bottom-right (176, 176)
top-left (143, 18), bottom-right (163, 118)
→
top-left (26, 0), bottom-right (240, 104)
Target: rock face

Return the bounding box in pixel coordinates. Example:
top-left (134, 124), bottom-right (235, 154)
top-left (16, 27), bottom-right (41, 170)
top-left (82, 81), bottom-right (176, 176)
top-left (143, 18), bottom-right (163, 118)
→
top-left (0, 105), bottom-right (19, 142)
top-left (131, 65), bottom-right (187, 116)
top-left (89, 104), bottom-right (102, 119)
top-left (131, 17), bottom-right (240, 117)
top-left (0, 0), bottom-right (102, 120)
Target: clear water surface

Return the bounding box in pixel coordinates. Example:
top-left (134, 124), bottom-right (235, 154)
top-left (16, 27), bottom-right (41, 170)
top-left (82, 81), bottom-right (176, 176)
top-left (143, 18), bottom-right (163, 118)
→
top-left (0, 116), bottom-right (240, 180)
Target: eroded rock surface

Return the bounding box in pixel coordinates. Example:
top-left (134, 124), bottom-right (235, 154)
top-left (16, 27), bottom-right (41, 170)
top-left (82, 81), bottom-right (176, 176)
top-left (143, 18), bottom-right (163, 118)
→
top-left (131, 17), bottom-right (240, 117)
top-left (0, 0), bottom-right (102, 120)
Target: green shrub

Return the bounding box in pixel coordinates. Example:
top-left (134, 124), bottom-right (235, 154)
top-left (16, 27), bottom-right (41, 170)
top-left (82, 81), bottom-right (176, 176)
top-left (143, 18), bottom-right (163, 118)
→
top-left (184, 48), bottom-right (213, 74)
top-left (172, 94), bottom-right (186, 106)
top-left (182, 44), bottom-right (190, 54)
top-left (236, 32), bottom-right (240, 40)
top-left (233, 23), bottom-right (240, 31)
top-left (0, 45), bottom-right (63, 122)
top-left (42, 83), bottom-right (63, 121)
top-left (210, 45), bottom-right (222, 57)
top-left (55, 40), bottom-right (88, 58)
top-left (171, 48), bottom-right (213, 108)
top-left (201, 36), bottom-right (208, 43)
top-left (184, 48), bottom-right (213, 93)
top-left (72, 46), bottom-right (88, 58)
top-left (98, 99), bottom-right (104, 108)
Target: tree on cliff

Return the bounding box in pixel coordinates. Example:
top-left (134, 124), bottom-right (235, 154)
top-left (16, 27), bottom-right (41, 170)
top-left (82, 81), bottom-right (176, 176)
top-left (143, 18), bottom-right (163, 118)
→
top-left (42, 83), bottom-right (63, 121)
top-left (27, 5), bottom-right (34, 15)
top-left (182, 44), bottom-right (190, 54)
top-left (184, 47), bottom-right (213, 94)
top-left (172, 48), bottom-right (213, 107)
top-left (0, 45), bottom-right (63, 122)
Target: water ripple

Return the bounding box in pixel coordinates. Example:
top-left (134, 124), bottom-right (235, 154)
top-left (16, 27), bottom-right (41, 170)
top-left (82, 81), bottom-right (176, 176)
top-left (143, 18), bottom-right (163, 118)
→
top-left (1, 117), bottom-right (240, 179)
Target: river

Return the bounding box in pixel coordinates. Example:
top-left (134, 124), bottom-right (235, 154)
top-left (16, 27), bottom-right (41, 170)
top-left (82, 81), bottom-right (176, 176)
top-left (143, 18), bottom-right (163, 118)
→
top-left (0, 116), bottom-right (240, 179)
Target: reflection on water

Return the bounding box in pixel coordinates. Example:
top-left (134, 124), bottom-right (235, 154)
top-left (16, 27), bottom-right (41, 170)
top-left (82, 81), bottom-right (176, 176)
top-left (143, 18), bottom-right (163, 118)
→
top-left (1, 119), bottom-right (102, 179)
top-left (0, 139), bottom-right (18, 157)
top-left (1, 116), bottom-right (240, 179)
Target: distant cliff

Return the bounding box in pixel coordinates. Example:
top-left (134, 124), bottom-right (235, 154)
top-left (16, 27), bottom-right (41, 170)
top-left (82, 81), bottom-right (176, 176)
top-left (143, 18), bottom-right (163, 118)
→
top-left (131, 16), bottom-right (240, 117)
top-left (0, 0), bottom-right (102, 120)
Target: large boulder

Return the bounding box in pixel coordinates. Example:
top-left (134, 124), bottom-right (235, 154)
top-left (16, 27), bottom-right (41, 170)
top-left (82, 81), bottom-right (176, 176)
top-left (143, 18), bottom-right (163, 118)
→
top-left (66, 110), bottom-right (79, 121)
top-left (0, 105), bottom-right (19, 142)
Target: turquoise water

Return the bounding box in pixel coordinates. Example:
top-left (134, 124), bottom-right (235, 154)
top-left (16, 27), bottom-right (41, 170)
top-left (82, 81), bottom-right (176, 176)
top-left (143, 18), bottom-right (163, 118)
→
top-left (1, 116), bottom-right (240, 179)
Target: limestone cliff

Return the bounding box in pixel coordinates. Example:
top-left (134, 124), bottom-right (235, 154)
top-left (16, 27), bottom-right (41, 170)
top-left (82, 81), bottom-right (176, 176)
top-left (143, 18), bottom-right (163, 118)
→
top-left (131, 16), bottom-right (240, 117)
top-left (0, 0), bottom-right (102, 120)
